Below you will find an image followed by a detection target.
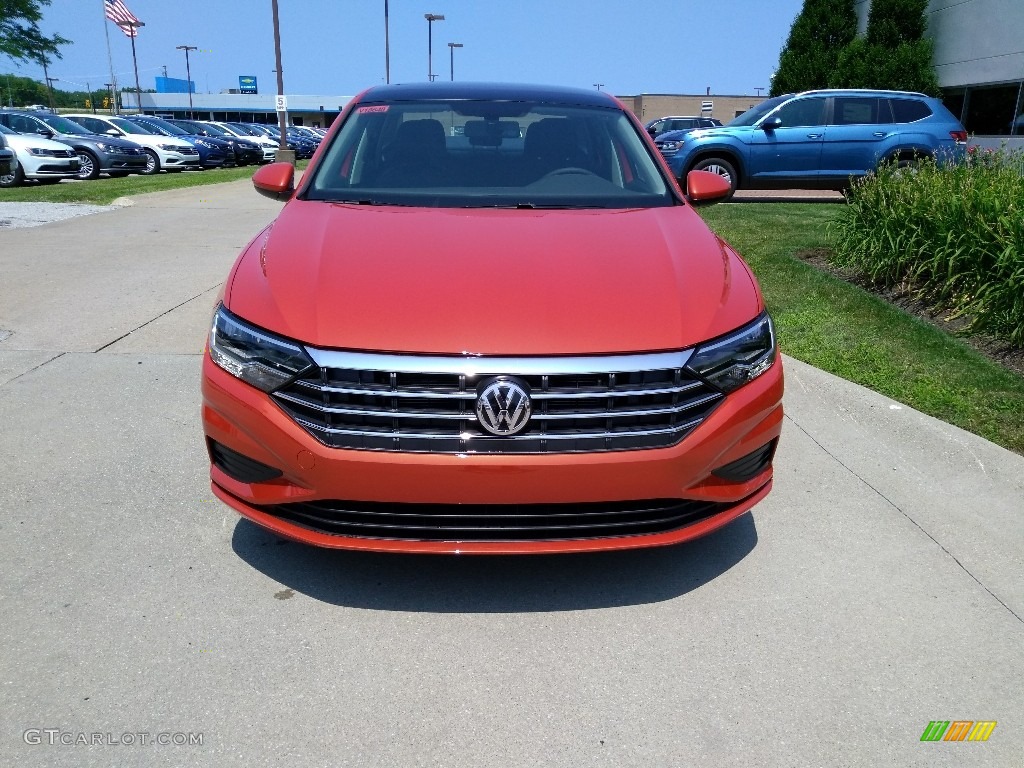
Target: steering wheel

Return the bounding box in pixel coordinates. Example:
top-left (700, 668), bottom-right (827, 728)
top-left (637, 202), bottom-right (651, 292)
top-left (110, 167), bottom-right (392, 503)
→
top-left (543, 167), bottom-right (599, 178)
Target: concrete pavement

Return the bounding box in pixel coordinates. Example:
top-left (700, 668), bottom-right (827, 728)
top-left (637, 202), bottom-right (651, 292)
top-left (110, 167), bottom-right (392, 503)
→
top-left (1, 179), bottom-right (1021, 767)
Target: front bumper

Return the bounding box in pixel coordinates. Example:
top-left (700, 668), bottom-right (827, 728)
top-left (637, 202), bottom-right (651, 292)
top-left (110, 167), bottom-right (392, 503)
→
top-left (159, 151), bottom-right (202, 169)
top-left (202, 353), bottom-right (784, 554)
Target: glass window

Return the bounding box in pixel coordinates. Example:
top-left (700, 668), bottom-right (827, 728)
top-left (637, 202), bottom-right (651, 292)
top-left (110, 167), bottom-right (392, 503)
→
top-left (729, 95), bottom-right (788, 127)
top-left (8, 114), bottom-right (41, 133)
top-left (773, 98), bottom-right (826, 128)
top-left (889, 98), bottom-right (931, 123)
top-left (832, 97), bottom-right (890, 125)
top-left (962, 82), bottom-right (1022, 135)
top-left (305, 99), bottom-right (672, 210)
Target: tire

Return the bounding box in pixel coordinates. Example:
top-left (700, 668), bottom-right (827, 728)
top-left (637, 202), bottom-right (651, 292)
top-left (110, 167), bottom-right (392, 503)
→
top-left (690, 157), bottom-right (738, 199)
top-left (76, 150), bottom-right (100, 180)
top-left (141, 149), bottom-right (160, 175)
top-left (0, 162), bottom-right (24, 188)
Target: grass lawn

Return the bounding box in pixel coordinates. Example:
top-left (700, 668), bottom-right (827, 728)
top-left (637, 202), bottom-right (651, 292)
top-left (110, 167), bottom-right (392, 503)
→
top-left (701, 202), bottom-right (1024, 456)
top-left (0, 161), bottom-right (308, 206)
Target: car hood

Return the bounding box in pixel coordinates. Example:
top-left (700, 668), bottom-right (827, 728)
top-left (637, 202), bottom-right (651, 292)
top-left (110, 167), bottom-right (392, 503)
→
top-left (225, 201), bottom-right (762, 356)
top-left (686, 125), bottom-right (754, 143)
top-left (2, 133), bottom-right (73, 152)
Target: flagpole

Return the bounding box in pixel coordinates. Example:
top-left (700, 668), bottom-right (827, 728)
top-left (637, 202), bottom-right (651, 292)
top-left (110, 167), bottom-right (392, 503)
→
top-left (126, 20), bottom-right (144, 112)
top-left (102, 0), bottom-right (117, 114)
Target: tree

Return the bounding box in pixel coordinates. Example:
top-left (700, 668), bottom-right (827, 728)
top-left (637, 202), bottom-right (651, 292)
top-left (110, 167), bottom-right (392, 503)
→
top-left (830, 0), bottom-right (941, 94)
top-left (0, 0), bottom-right (69, 65)
top-left (770, 0), bottom-right (858, 96)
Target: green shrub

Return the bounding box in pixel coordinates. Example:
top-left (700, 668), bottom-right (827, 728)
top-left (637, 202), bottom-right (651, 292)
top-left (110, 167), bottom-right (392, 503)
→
top-left (829, 147), bottom-right (1024, 345)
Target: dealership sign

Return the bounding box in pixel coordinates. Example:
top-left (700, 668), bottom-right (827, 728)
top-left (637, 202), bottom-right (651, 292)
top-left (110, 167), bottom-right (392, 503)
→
top-left (239, 75), bottom-right (258, 94)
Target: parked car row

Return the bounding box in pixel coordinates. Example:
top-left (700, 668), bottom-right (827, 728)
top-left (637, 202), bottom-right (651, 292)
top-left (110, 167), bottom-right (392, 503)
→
top-left (0, 109), bottom-right (315, 187)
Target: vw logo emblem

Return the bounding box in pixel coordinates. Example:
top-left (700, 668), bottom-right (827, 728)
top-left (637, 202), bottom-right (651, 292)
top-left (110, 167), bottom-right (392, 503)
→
top-left (476, 377), bottom-right (532, 436)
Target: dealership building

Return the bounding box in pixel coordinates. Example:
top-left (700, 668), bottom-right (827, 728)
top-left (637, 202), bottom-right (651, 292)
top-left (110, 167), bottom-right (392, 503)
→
top-left (857, 0), bottom-right (1024, 145)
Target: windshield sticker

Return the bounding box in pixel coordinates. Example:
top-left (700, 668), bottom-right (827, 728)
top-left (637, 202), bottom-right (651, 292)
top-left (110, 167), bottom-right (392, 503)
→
top-left (357, 105), bottom-right (389, 114)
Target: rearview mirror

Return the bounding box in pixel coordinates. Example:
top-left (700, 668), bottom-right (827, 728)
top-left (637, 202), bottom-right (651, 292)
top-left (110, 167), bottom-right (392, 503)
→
top-left (252, 161), bottom-right (295, 201)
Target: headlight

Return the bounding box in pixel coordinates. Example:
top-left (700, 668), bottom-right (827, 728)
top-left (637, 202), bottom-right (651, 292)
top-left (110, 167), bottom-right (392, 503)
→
top-left (27, 147), bottom-right (48, 156)
top-left (195, 139), bottom-right (214, 148)
top-left (658, 141), bottom-right (682, 152)
top-left (95, 142), bottom-right (115, 152)
top-left (209, 305), bottom-right (314, 392)
top-left (158, 143), bottom-right (180, 151)
top-left (686, 313), bottom-right (777, 393)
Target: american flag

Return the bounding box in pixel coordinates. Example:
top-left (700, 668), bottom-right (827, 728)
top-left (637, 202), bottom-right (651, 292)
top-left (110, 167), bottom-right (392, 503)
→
top-left (105, 0), bottom-right (143, 38)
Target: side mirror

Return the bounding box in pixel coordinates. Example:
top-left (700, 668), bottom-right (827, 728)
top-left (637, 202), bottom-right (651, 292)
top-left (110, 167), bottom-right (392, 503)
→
top-left (36, 128), bottom-right (54, 138)
top-left (647, 127), bottom-right (657, 137)
top-left (252, 161), bottom-right (295, 201)
top-left (685, 169), bottom-right (732, 205)
top-left (760, 117), bottom-right (783, 132)
top-left (106, 128), bottom-right (120, 136)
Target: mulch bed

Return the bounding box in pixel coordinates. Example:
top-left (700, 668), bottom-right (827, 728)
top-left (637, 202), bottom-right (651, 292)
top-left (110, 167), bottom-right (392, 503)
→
top-left (794, 248), bottom-right (1024, 379)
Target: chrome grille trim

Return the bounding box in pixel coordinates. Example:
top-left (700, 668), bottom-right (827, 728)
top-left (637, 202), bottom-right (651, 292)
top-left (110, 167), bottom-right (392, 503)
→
top-left (304, 348), bottom-right (693, 375)
top-left (272, 348), bottom-right (724, 454)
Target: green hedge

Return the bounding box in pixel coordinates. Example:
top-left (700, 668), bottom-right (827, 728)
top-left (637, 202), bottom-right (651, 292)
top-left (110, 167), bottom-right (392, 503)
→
top-left (829, 148), bottom-right (1024, 345)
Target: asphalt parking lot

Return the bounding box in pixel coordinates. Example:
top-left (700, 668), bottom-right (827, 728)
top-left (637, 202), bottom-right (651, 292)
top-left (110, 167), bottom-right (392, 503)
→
top-left (1, 181), bottom-right (1021, 767)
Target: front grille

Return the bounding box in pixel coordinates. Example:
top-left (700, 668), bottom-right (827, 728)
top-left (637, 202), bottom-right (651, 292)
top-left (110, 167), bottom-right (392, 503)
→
top-left (179, 146), bottom-right (199, 155)
top-left (271, 350), bottom-right (724, 454)
top-left (257, 497), bottom-right (733, 541)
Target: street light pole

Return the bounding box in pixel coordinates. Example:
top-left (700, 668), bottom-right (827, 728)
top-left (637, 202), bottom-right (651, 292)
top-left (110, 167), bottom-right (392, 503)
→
top-left (384, 0), bottom-right (391, 84)
top-left (176, 45), bottom-right (197, 117)
top-left (270, 0), bottom-right (295, 164)
top-left (424, 13), bottom-right (445, 81)
top-left (41, 57), bottom-right (56, 111)
top-left (447, 42), bottom-right (462, 81)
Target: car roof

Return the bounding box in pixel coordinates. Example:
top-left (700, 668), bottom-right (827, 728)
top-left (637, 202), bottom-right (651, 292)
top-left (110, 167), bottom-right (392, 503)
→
top-left (792, 88), bottom-right (929, 98)
top-left (357, 82), bottom-right (621, 108)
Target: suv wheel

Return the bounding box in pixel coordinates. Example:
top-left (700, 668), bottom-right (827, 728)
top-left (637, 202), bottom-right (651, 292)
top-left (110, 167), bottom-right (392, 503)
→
top-left (691, 157), bottom-right (737, 199)
top-left (77, 150), bottom-right (100, 180)
top-left (141, 149), bottom-right (160, 175)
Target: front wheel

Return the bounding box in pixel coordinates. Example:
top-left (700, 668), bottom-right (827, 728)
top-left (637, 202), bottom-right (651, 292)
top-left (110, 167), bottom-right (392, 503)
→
top-left (76, 150), bottom-right (100, 180)
top-left (690, 157), bottom-right (738, 200)
top-left (0, 163), bottom-right (24, 188)
top-left (141, 149), bottom-right (160, 175)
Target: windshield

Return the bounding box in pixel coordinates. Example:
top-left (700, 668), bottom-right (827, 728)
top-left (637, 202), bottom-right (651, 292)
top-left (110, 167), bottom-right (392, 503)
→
top-left (40, 115), bottom-right (93, 135)
top-left (110, 117), bottom-right (154, 135)
top-left (0, 124), bottom-right (14, 135)
top-left (728, 95), bottom-right (790, 127)
top-left (138, 118), bottom-right (187, 135)
top-left (304, 99), bottom-right (672, 210)
top-left (198, 123), bottom-right (230, 136)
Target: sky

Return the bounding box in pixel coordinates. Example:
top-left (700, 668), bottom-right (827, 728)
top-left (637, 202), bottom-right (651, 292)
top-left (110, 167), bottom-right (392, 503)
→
top-left (13, 0), bottom-right (806, 98)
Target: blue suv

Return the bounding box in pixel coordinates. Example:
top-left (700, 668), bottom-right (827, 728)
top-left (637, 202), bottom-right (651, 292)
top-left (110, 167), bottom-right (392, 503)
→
top-left (662, 89), bottom-right (968, 198)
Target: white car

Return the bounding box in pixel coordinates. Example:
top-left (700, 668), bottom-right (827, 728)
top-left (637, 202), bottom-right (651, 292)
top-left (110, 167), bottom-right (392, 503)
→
top-left (0, 123), bottom-right (79, 187)
top-left (208, 121), bottom-right (278, 162)
top-left (63, 114), bottom-right (201, 174)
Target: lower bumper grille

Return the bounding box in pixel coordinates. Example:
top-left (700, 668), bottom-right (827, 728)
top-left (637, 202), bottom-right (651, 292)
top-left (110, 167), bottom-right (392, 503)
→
top-left (256, 497), bottom-right (734, 541)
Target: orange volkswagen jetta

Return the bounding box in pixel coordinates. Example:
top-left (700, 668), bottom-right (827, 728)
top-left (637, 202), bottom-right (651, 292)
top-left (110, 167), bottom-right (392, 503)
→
top-left (202, 83), bottom-right (783, 554)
